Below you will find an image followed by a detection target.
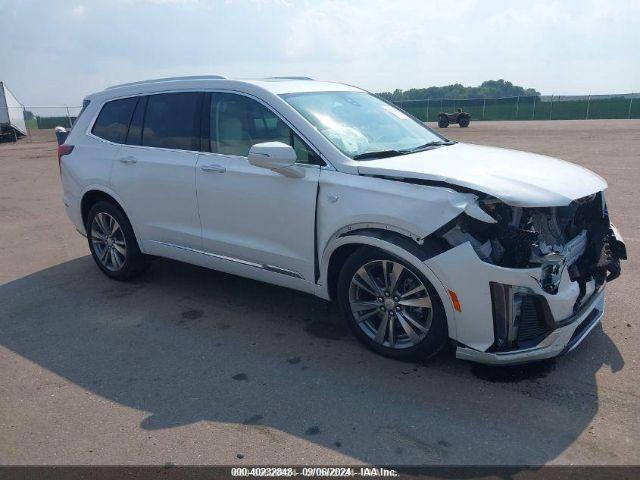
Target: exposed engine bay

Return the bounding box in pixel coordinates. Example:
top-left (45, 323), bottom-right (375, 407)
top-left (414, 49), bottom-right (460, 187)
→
top-left (434, 191), bottom-right (626, 312)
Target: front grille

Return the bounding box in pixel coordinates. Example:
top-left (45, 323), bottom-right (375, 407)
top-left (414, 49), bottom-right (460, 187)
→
top-left (516, 295), bottom-right (551, 343)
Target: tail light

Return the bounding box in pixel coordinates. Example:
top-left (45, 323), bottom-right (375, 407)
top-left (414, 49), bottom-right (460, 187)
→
top-left (57, 144), bottom-right (74, 172)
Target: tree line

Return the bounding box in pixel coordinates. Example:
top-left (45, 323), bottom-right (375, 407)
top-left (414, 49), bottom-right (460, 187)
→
top-left (377, 79), bottom-right (540, 101)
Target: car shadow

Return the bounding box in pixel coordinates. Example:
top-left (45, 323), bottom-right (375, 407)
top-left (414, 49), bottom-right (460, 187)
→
top-left (0, 256), bottom-right (624, 465)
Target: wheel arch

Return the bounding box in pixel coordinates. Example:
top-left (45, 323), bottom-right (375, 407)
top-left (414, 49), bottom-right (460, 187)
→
top-left (80, 187), bottom-right (144, 251)
top-left (319, 229), bottom-right (458, 341)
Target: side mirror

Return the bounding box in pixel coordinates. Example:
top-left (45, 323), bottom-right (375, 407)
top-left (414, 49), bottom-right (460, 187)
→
top-left (248, 142), bottom-right (305, 178)
top-left (54, 126), bottom-right (69, 146)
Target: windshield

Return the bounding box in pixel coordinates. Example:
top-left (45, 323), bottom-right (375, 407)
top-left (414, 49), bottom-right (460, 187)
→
top-left (281, 91), bottom-right (448, 159)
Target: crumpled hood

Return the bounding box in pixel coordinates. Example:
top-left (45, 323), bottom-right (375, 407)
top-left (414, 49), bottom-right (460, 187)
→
top-left (356, 143), bottom-right (607, 207)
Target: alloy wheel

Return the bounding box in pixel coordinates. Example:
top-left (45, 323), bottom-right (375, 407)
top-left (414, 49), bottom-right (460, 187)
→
top-left (349, 259), bottom-right (433, 349)
top-left (90, 212), bottom-right (127, 272)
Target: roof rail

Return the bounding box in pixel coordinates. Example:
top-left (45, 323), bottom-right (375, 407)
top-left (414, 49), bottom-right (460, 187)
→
top-left (263, 76), bottom-right (314, 81)
top-left (106, 75), bottom-right (227, 90)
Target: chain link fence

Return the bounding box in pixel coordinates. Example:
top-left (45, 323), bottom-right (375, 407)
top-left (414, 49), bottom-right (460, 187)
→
top-left (23, 105), bottom-right (82, 129)
top-left (1, 106), bottom-right (82, 143)
top-left (390, 94), bottom-right (639, 123)
top-left (2, 95), bottom-right (639, 144)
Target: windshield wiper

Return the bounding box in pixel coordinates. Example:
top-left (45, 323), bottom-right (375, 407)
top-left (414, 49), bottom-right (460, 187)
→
top-left (352, 141), bottom-right (456, 160)
top-left (352, 150), bottom-right (406, 160)
top-left (406, 140), bottom-right (456, 153)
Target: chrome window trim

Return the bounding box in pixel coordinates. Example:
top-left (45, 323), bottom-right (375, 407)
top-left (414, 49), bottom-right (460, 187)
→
top-left (148, 240), bottom-right (305, 280)
top-left (88, 134), bottom-right (204, 155)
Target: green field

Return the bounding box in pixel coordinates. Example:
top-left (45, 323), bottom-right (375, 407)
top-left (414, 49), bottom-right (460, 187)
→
top-left (394, 96), bottom-right (639, 122)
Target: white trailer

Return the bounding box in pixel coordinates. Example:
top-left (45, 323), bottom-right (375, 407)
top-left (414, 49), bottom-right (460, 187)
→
top-left (0, 82), bottom-right (27, 141)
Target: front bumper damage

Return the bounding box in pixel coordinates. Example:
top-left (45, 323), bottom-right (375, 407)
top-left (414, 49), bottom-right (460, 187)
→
top-left (423, 192), bottom-right (626, 365)
top-left (457, 288), bottom-right (605, 365)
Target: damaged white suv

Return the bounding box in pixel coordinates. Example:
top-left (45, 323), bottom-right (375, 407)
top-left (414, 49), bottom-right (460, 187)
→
top-left (58, 76), bottom-right (626, 365)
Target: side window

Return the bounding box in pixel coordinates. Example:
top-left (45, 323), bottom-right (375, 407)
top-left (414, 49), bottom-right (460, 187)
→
top-left (91, 97), bottom-right (137, 143)
top-left (142, 92), bottom-right (200, 151)
top-left (210, 93), bottom-right (323, 165)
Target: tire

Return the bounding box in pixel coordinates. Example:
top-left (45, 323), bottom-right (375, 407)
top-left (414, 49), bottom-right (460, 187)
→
top-left (337, 247), bottom-right (448, 361)
top-left (458, 116), bottom-right (470, 128)
top-left (438, 115), bottom-right (449, 128)
top-left (86, 201), bottom-right (148, 281)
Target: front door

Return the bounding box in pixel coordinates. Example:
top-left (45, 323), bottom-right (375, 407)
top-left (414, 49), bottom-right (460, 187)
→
top-left (196, 92), bottom-right (322, 283)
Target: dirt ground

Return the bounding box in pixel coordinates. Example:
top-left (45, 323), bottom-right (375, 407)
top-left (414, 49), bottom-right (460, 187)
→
top-left (1, 120), bottom-right (638, 466)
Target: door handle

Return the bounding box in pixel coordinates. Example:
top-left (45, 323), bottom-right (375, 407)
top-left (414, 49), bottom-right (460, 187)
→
top-left (200, 164), bottom-right (226, 173)
top-left (118, 156), bottom-right (137, 164)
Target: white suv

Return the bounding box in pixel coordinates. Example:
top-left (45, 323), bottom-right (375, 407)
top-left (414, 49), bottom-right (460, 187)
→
top-left (58, 75), bottom-right (626, 365)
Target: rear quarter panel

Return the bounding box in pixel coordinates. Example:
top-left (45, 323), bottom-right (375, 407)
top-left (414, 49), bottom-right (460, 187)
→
top-left (60, 103), bottom-right (119, 233)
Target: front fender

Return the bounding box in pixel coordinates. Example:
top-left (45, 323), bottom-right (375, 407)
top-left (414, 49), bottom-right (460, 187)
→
top-left (317, 170), bottom-right (488, 255)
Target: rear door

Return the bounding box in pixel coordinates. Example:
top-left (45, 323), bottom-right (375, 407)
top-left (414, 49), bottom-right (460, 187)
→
top-left (110, 92), bottom-right (203, 251)
top-left (196, 92), bottom-right (322, 283)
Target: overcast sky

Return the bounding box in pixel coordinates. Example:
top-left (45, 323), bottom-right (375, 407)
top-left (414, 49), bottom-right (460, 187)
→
top-left (1, 0), bottom-right (639, 107)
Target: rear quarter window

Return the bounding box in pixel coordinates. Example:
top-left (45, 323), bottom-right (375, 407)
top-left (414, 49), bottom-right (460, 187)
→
top-left (91, 97), bottom-right (138, 143)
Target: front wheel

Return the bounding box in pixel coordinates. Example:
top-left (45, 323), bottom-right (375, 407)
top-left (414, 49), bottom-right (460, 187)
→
top-left (86, 201), bottom-right (148, 280)
top-left (337, 247), bottom-right (448, 361)
top-left (458, 116), bottom-right (470, 127)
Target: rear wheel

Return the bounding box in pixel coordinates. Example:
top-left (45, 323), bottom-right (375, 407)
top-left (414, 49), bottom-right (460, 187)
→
top-left (86, 201), bottom-right (147, 280)
top-left (438, 115), bottom-right (449, 128)
top-left (337, 247), bottom-right (448, 360)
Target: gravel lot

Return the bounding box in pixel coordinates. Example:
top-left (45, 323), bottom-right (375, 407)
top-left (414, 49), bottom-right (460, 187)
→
top-left (1, 120), bottom-right (638, 466)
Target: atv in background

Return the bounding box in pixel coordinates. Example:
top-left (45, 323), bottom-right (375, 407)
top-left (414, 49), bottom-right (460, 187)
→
top-left (438, 108), bottom-right (471, 128)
